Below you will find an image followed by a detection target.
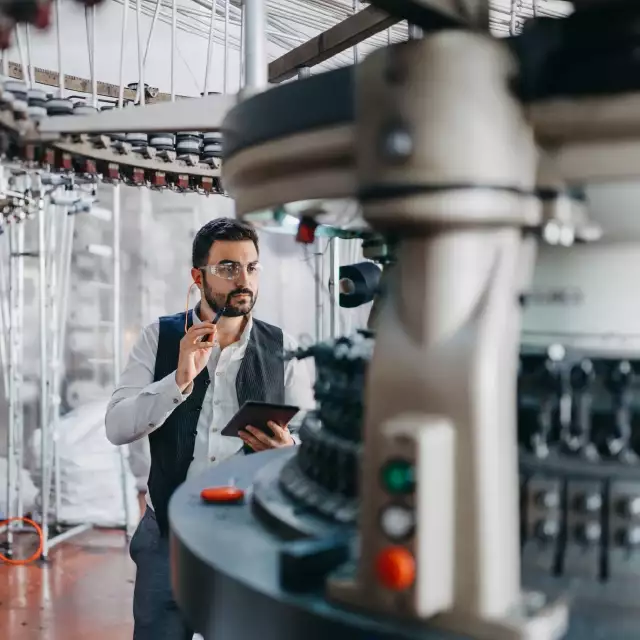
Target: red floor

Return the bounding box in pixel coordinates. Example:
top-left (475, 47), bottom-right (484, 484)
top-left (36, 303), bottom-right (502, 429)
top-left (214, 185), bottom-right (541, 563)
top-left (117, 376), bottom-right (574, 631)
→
top-left (0, 528), bottom-right (134, 640)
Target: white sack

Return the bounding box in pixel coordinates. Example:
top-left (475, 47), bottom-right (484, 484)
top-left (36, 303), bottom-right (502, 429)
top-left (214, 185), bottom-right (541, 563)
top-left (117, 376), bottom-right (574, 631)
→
top-left (30, 397), bottom-right (139, 529)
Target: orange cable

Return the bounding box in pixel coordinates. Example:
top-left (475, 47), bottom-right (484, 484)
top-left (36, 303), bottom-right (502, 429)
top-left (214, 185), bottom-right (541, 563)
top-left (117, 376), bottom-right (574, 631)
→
top-left (0, 516), bottom-right (44, 565)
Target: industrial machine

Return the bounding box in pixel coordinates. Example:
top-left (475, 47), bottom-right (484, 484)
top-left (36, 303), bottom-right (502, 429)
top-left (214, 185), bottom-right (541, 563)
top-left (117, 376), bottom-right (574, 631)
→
top-left (4, 0), bottom-right (640, 638)
top-left (170, 1), bottom-right (640, 639)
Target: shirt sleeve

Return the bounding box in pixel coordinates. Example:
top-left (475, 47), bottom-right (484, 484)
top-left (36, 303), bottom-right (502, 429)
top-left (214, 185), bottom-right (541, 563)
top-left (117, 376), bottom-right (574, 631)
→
top-left (105, 321), bottom-right (190, 446)
top-left (282, 333), bottom-right (315, 443)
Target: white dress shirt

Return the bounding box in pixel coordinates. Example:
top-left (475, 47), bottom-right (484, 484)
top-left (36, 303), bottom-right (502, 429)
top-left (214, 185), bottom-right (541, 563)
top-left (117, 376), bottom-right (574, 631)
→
top-left (105, 310), bottom-right (315, 509)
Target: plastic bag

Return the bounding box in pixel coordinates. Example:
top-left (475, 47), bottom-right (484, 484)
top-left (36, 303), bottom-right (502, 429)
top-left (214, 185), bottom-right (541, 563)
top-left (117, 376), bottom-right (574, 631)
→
top-left (30, 397), bottom-right (139, 528)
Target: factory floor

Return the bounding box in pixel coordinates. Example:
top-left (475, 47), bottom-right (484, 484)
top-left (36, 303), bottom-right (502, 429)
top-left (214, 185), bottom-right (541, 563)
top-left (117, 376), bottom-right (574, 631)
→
top-left (0, 528), bottom-right (134, 639)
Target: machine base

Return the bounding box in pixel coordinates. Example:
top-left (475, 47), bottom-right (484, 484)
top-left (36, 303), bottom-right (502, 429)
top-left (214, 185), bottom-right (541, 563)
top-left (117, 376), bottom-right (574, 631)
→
top-left (330, 573), bottom-right (568, 640)
top-left (168, 450), bottom-right (640, 640)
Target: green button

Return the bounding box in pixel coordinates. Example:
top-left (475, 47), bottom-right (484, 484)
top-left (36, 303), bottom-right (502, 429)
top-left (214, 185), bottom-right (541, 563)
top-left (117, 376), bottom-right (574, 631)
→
top-left (381, 460), bottom-right (415, 494)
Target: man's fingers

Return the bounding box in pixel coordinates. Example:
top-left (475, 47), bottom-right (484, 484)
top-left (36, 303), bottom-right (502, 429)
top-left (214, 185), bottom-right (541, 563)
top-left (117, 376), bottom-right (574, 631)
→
top-left (185, 324), bottom-right (217, 338)
top-left (267, 421), bottom-right (288, 439)
top-left (183, 325), bottom-right (217, 347)
top-left (239, 430), bottom-right (267, 451)
top-left (245, 425), bottom-right (274, 446)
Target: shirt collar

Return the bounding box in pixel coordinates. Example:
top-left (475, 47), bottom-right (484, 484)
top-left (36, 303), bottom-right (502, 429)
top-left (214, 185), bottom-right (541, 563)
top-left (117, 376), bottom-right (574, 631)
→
top-left (192, 305), bottom-right (253, 346)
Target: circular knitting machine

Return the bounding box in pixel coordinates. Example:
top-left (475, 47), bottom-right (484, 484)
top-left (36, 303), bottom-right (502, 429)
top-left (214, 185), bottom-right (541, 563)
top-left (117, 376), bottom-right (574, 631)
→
top-left (170, 2), bottom-right (640, 640)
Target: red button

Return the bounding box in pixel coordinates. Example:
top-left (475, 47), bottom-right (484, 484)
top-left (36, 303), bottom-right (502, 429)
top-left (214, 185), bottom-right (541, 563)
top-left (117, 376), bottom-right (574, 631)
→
top-left (200, 486), bottom-right (245, 504)
top-left (375, 546), bottom-right (416, 591)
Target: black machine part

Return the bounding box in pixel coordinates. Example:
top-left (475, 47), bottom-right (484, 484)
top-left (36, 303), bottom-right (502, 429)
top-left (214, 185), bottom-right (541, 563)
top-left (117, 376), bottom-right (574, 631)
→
top-left (338, 261), bottom-right (381, 309)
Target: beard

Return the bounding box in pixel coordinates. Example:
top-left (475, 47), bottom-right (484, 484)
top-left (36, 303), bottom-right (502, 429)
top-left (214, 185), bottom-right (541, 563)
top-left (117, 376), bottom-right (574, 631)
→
top-left (204, 283), bottom-right (257, 318)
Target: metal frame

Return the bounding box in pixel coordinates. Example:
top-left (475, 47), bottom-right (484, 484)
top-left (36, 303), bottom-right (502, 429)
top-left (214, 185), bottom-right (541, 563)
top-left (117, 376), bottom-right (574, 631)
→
top-left (268, 5), bottom-right (400, 84)
top-left (37, 93), bottom-right (237, 135)
top-left (112, 184), bottom-right (131, 538)
top-left (36, 0), bottom-right (399, 135)
top-left (1, 177), bottom-right (132, 559)
top-left (0, 3), bottom-right (403, 194)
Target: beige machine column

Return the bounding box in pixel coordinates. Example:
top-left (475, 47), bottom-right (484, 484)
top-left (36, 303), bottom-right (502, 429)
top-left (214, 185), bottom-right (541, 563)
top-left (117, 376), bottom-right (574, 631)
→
top-left (328, 32), bottom-right (568, 640)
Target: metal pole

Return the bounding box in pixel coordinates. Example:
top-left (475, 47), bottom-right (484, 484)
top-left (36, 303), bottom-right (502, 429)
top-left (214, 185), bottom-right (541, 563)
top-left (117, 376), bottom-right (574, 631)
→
top-left (204, 0), bottom-right (218, 96)
top-left (352, 0), bottom-right (359, 64)
top-left (55, 0), bottom-right (65, 97)
top-left (5, 222), bottom-right (16, 553)
top-left (48, 202), bottom-right (63, 525)
top-left (90, 5), bottom-right (98, 108)
top-left (136, 0), bottom-right (145, 105)
top-left (242, 0), bottom-right (267, 95)
top-left (38, 193), bottom-right (50, 559)
top-left (113, 186), bottom-right (122, 386)
top-left (296, 67), bottom-right (322, 338)
top-left (239, 0), bottom-right (245, 89)
top-left (118, 0), bottom-right (129, 108)
top-left (58, 211), bottom-right (74, 378)
top-left (142, 0), bottom-right (162, 66)
top-left (25, 24), bottom-right (33, 88)
top-left (54, 204), bottom-right (74, 523)
top-left (113, 185), bottom-right (131, 537)
top-left (329, 237), bottom-right (340, 338)
top-left (0, 237), bottom-right (9, 399)
top-left (15, 222), bottom-right (24, 521)
top-left (14, 27), bottom-right (31, 88)
top-left (171, 0), bottom-right (177, 101)
top-left (315, 246), bottom-right (323, 343)
top-left (510, 0), bottom-right (518, 36)
top-left (223, 0), bottom-right (229, 93)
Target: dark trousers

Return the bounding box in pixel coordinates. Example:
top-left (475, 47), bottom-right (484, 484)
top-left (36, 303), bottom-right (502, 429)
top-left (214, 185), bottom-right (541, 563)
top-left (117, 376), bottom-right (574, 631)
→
top-left (130, 508), bottom-right (194, 640)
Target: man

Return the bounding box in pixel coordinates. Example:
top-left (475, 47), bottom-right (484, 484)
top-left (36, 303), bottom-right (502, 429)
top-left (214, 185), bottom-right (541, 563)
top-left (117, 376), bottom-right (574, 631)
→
top-left (105, 217), bottom-right (314, 640)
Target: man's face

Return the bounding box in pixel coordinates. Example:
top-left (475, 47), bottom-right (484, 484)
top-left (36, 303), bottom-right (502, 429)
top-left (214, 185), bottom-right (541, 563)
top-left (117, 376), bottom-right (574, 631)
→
top-left (194, 239), bottom-right (260, 318)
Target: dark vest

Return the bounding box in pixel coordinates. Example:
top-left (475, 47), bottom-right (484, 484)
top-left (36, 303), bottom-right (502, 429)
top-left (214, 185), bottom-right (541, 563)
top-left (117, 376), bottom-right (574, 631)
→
top-left (149, 310), bottom-right (285, 535)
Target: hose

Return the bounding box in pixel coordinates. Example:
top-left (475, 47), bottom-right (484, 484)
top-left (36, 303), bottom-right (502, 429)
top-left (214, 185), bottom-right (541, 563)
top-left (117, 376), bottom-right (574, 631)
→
top-left (0, 516), bottom-right (44, 565)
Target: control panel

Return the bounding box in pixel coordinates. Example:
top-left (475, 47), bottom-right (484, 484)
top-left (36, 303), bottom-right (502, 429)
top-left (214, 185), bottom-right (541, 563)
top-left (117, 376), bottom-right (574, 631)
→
top-left (370, 416), bottom-right (454, 619)
top-left (519, 346), bottom-right (640, 598)
top-left (518, 347), bottom-right (640, 461)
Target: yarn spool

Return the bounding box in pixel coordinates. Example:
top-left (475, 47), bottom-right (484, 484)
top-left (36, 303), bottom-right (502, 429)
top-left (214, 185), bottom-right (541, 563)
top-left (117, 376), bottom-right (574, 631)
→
top-left (338, 261), bottom-right (382, 309)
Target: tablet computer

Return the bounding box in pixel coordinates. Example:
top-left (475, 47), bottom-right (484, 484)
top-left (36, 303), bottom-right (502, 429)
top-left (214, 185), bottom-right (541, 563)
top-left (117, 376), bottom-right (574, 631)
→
top-left (221, 401), bottom-right (300, 438)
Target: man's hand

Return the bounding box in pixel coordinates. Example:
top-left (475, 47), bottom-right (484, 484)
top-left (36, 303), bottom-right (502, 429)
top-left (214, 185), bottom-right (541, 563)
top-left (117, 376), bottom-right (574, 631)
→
top-left (175, 323), bottom-right (217, 393)
top-left (238, 421), bottom-right (295, 452)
